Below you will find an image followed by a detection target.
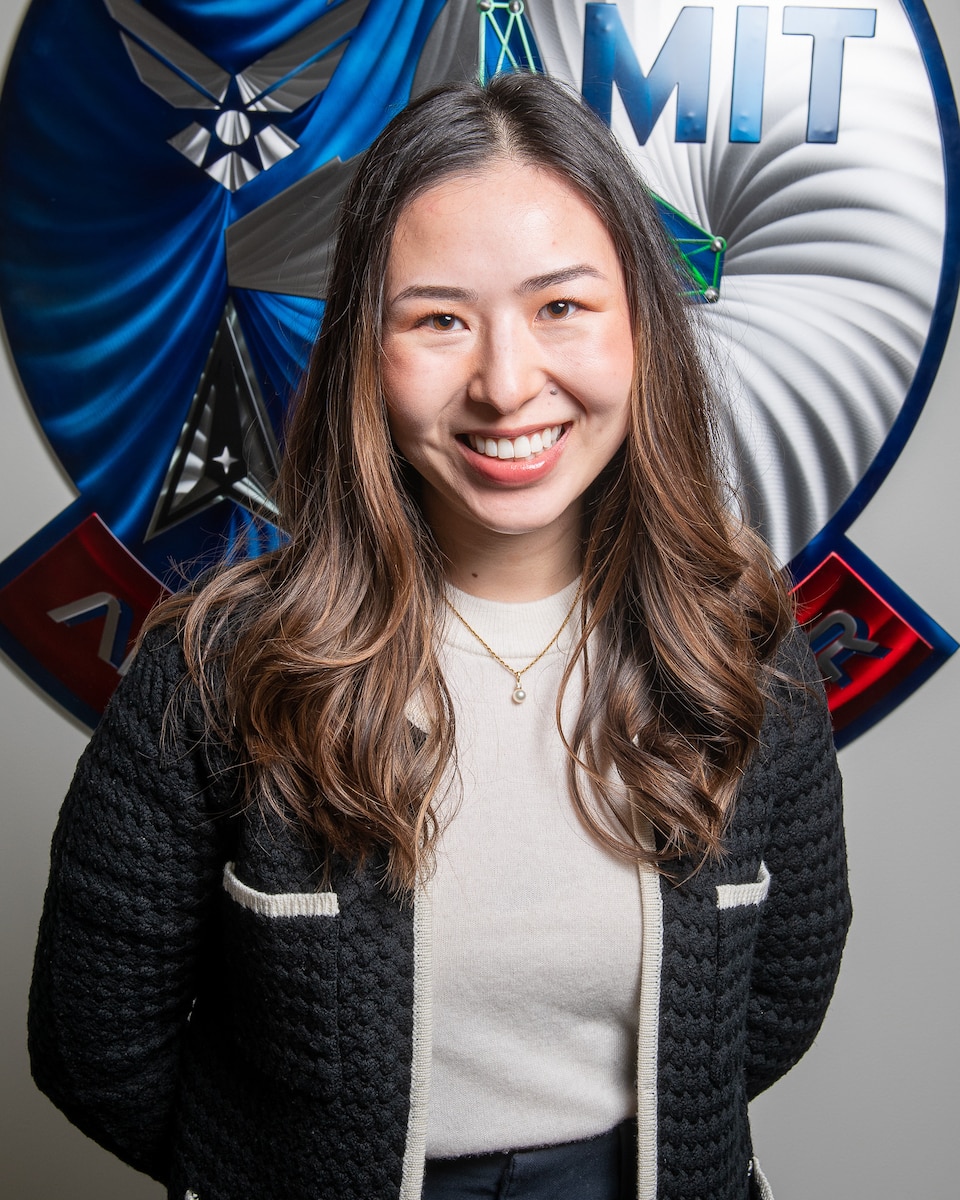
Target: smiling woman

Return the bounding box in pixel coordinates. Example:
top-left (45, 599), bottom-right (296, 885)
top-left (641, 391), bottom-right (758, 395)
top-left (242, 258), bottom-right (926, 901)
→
top-left (28, 72), bottom-right (850, 1200)
top-left (381, 160), bottom-right (634, 590)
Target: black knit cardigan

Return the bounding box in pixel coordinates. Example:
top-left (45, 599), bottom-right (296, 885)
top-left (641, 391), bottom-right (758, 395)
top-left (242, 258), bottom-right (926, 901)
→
top-left (29, 623), bottom-right (850, 1200)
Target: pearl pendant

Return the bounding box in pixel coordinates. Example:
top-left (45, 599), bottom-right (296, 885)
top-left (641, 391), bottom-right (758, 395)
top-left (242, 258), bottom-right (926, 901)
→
top-left (512, 685), bottom-right (526, 704)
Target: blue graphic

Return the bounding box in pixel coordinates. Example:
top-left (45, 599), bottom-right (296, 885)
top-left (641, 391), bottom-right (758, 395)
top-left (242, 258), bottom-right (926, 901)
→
top-left (0, 0), bottom-right (956, 733)
top-left (0, 0), bottom-right (448, 586)
top-left (583, 2), bottom-right (714, 143)
top-left (478, 0), bottom-right (544, 79)
top-left (782, 6), bottom-right (878, 143)
top-left (730, 5), bottom-right (768, 143)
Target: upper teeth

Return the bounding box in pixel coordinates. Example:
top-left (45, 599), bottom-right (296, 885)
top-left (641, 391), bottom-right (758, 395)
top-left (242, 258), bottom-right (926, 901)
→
top-left (468, 425), bottom-right (563, 460)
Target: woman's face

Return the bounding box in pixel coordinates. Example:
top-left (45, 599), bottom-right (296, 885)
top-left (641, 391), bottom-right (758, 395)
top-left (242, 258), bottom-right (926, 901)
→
top-left (380, 157), bottom-right (635, 567)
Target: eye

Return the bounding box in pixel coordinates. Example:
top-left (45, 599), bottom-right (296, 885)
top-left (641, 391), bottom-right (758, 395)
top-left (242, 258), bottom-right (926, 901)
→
top-left (540, 299), bottom-right (578, 320)
top-left (422, 312), bottom-right (463, 331)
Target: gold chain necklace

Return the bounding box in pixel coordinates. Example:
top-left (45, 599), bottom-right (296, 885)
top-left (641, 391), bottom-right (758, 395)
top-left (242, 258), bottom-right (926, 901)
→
top-left (443, 581), bottom-right (584, 705)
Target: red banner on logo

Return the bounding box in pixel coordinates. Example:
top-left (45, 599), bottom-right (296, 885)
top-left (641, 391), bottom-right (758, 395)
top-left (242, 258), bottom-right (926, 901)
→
top-left (792, 550), bottom-right (933, 737)
top-left (0, 513), bottom-right (168, 714)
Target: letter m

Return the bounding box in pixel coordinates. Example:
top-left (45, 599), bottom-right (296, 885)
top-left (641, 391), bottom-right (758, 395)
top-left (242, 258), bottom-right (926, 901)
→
top-left (582, 3), bottom-right (713, 143)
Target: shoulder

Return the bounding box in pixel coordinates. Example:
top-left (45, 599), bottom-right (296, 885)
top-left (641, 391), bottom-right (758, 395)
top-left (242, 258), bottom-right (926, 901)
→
top-left (130, 556), bottom-right (263, 723)
top-left (96, 617), bottom-right (239, 792)
top-left (772, 619), bottom-right (822, 687)
top-left (742, 621), bottom-right (840, 817)
top-left (762, 621), bottom-right (830, 738)
top-left (130, 620), bottom-right (190, 682)
top-left (105, 621), bottom-right (191, 736)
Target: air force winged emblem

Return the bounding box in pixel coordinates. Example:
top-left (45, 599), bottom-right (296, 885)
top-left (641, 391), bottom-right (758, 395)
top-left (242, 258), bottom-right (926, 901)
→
top-left (105, 0), bottom-right (366, 190)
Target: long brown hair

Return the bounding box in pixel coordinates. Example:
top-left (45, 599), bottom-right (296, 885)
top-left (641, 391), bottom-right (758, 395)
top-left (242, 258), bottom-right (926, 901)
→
top-left (147, 72), bottom-right (793, 890)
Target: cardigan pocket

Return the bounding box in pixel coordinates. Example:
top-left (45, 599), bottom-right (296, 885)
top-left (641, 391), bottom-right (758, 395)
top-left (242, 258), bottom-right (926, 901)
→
top-left (712, 862), bottom-right (770, 1085)
top-left (218, 862), bottom-right (342, 1100)
top-left (716, 861), bottom-right (770, 910)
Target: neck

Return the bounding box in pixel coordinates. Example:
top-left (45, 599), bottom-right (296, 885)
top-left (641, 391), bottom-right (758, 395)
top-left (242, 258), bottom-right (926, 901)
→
top-left (431, 517), bottom-right (581, 603)
top-left (446, 549), bottom-right (580, 601)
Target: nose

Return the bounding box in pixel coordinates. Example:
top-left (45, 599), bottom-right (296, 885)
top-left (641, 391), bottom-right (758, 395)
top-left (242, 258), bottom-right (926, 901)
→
top-left (467, 322), bottom-right (547, 414)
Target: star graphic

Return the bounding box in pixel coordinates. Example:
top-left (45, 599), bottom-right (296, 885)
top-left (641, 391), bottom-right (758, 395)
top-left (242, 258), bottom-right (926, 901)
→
top-left (145, 299), bottom-right (280, 540)
top-left (212, 446), bottom-right (240, 473)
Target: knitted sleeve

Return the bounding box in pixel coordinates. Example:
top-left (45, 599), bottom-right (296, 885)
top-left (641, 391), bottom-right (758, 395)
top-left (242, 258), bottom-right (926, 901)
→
top-left (28, 625), bottom-right (237, 1181)
top-left (744, 626), bottom-right (852, 1098)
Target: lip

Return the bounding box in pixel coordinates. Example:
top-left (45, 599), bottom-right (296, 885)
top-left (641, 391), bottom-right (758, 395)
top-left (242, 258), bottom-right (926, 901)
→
top-left (457, 424), bottom-right (569, 485)
top-left (464, 422), bottom-right (564, 440)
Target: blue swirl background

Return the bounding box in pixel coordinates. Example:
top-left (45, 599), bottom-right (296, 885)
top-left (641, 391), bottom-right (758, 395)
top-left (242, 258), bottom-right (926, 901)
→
top-left (0, 0), bottom-right (446, 578)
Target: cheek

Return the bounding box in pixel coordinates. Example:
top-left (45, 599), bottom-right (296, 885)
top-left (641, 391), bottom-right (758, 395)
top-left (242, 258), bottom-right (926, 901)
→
top-left (379, 343), bottom-right (404, 408)
top-left (382, 344), bottom-right (457, 453)
top-left (590, 343), bottom-right (635, 426)
top-left (608, 330), bottom-right (637, 426)
top-left (380, 349), bottom-right (420, 443)
top-left (384, 399), bottom-right (419, 457)
top-left (383, 391), bottom-right (443, 479)
top-left (572, 314), bottom-right (635, 403)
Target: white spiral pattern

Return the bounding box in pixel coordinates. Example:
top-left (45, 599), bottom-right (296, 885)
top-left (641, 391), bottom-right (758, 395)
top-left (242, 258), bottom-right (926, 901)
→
top-left (524, 0), bottom-right (946, 563)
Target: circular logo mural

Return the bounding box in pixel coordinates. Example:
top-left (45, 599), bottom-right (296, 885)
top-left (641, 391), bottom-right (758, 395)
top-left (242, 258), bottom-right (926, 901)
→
top-left (0, 0), bottom-right (956, 736)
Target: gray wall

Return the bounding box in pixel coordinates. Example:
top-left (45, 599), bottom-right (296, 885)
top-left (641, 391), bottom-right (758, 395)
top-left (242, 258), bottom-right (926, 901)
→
top-left (2, 3), bottom-right (957, 1197)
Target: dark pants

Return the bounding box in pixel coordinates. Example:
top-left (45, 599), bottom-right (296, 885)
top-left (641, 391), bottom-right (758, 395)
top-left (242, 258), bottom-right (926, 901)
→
top-left (421, 1120), bottom-right (638, 1200)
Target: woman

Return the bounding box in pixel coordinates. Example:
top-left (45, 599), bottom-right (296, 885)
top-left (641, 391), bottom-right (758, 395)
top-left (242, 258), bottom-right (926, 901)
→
top-left (29, 73), bottom-right (850, 1200)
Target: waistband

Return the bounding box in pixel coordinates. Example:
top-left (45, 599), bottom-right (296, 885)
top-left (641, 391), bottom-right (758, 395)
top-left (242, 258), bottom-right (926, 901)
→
top-left (423, 1118), bottom-right (638, 1200)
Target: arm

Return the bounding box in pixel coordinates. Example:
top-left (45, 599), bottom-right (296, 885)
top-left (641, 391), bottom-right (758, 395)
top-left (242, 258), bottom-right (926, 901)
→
top-left (28, 626), bottom-right (236, 1180)
top-left (744, 627), bottom-right (852, 1098)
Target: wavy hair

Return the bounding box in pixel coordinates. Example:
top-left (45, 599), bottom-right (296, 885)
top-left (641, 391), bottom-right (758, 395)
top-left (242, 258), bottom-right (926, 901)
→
top-left (147, 72), bottom-right (793, 890)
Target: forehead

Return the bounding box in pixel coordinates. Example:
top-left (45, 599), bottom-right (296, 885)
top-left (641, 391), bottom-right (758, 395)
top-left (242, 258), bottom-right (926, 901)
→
top-left (386, 158), bottom-right (622, 282)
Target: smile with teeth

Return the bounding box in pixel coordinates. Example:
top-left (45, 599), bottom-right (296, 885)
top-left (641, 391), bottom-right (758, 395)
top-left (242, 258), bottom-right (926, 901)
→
top-left (465, 425), bottom-right (565, 461)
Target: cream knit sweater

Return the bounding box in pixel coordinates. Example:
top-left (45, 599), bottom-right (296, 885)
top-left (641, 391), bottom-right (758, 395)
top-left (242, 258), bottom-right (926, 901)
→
top-left (425, 581), bottom-right (642, 1158)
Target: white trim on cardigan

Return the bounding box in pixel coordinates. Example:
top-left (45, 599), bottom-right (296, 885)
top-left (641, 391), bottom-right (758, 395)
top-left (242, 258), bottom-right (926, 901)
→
top-left (716, 861), bottom-right (771, 910)
top-left (751, 1155), bottom-right (776, 1199)
top-left (635, 826), bottom-right (663, 1200)
top-left (222, 862), bottom-right (340, 918)
top-left (400, 887), bottom-right (434, 1200)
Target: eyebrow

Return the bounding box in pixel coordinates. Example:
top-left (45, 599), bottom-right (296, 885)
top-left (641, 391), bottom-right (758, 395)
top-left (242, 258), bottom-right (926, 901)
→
top-left (388, 264), bottom-right (607, 308)
top-left (516, 264), bottom-right (606, 294)
top-left (389, 284), bottom-right (480, 306)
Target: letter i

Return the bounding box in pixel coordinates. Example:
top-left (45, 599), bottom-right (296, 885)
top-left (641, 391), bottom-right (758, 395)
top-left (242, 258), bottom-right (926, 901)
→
top-left (730, 6), bottom-right (769, 143)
